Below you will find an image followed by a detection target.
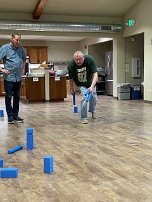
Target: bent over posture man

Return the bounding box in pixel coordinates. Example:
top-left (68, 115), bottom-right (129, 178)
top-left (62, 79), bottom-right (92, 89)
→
top-left (68, 51), bottom-right (98, 124)
top-left (0, 33), bottom-right (26, 124)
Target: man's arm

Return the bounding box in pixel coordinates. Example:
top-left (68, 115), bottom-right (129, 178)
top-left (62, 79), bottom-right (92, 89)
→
top-left (69, 79), bottom-right (75, 95)
top-left (89, 72), bottom-right (98, 93)
top-left (22, 60), bottom-right (26, 75)
top-left (67, 63), bottom-right (75, 94)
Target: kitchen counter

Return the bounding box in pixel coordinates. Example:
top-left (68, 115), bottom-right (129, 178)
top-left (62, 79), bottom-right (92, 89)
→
top-left (22, 74), bottom-right (44, 78)
top-left (21, 75), bottom-right (67, 103)
top-left (21, 76), bottom-right (45, 102)
top-left (0, 76), bottom-right (5, 96)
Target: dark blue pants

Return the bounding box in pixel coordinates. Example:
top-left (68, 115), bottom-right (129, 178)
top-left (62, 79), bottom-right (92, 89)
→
top-left (4, 80), bottom-right (21, 118)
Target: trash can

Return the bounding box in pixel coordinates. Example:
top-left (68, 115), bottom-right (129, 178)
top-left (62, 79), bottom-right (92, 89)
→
top-left (131, 85), bottom-right (141, 99)
top-left (117, 83), bottom-right (130, 100)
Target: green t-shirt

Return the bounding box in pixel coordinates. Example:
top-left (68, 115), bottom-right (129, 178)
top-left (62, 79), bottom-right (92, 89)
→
top-left (67, 55), bottom-right (97, 88)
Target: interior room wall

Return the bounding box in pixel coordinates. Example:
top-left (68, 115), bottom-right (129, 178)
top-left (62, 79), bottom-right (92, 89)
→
top-left (123, 0), bottom-right (152, 37)
top-left (123, 0), bottom-right (152, 101)
top-left (113, 37), bottom-right (125, 98)
top-left (124, 33), bottom-right (144, 85)
top-left (0, 40), bottom-right (49, 47)
top-left (88, 41), bottom-right (113, 67)
top-left (47, 41), bottom-right (80, 62)
top-left (79, 37), bottom-right (113, 53)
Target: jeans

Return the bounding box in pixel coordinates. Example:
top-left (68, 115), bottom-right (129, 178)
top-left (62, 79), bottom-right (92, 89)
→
top-left (79, 86), bottom-right (97, 119)
top-left (4, 80), bottom-right (21, 118)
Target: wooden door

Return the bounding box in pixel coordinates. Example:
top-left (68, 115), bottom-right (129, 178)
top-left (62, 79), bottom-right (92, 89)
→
top-left (24, 46), bottom-right (48, 64)
top-left (38, 47), bottom-right (48, 63)
top-left (28, 47), bottom-right (38, 63)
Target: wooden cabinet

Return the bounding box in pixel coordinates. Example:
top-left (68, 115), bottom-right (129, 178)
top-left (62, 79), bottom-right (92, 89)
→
top-left (21, 78), bottom-right (26, 99)
top-left (26, 77), bottom-right (45, 102)
top-left (38, 47), bottom-right (48, 63)
top-left (0, 77), bottom-right (5, 96)
top-left (49, 76), bottom-right (67, 101)
top-left (21, 77), bottom-right (45, 102)
top-left (24, 46), bottom-right (48, 63)
top-left (20, 76), bottom-right (67, 102)
top-left (27, 47), bottom-right (38, 63)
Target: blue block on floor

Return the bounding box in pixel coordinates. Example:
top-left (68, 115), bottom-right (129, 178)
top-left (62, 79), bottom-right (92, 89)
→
top-left (0, 159), bottom-right (3, 167)
top-left (44, 156), bottom-right (54, 174)
top-left (74, 105), bottom-right (78, 113)
top-left (26, 128), bottom-right (33, 134)
top-left (0, 109), bottom-right (4, 117)
top-left (8, 145), bottom-right (23, 154)
top-left (26, 128), bottom-right (34, 150)
top-left (0, 168), bottom-right (18, 178)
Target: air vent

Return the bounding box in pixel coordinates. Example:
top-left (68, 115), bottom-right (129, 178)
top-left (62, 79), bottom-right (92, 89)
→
top-left (100, 25), bottom-right (112, 31)
top-left (0, 21), bottom-right (122, 33)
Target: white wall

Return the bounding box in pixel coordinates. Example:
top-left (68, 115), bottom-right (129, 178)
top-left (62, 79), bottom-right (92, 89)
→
top-left (0, 39), bottom-right (80, 64)
top-left (113, 37), bottom-right (125, 97)
top-left (123, 0), bottom-right (152, 101)
top-left (88, 41), bottom-right (113, 67)
top-left (47, 41), bottom-right (79, 62)
top-left (124, 34), bottom-right (144, 85)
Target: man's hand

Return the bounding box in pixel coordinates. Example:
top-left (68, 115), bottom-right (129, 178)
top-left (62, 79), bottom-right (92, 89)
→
top-left (89, 72), bottom-right (98, 93)
top-left (1, 69), bottom-right (10, 75)
top-left (88, 86), bottom-right (94, 94)
top-left (70, 88), bottom-right (75, 95)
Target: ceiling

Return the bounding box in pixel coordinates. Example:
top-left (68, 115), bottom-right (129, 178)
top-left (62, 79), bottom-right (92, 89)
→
top-left (0, 0), bottom-right (139, 41)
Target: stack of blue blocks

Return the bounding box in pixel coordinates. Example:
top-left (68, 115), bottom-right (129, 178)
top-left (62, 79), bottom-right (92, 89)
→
top-left (0, 159), bottom-right (18, 178)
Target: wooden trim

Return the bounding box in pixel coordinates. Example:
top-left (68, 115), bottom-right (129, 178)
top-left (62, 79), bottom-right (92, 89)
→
top-left (33, 0), bottom-right (48, 20)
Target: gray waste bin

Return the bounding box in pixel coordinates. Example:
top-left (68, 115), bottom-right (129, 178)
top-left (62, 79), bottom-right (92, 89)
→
top-left (117, 83), bottom-right (130, 100)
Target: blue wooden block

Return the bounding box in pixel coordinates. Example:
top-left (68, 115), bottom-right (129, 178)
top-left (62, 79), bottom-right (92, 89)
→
top-left (44, 156), bottom-right (54, 174)
top-left (0, 109), bottom-right (4, 117)
top-left (26, 128), bottom-right (33, 134)
top-left (0, 168), bottom-right (18, 178)
top-left (8, 145), bottom-right (23, 154)
top-left (74, 105), bottom-right (78, 113)
top-left (0, 159), bottom-right (3, 167)
top-left (26, 128), bottom-right (34, 150)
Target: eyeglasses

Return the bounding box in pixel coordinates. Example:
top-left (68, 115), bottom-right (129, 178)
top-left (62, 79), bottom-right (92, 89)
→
top-left (74, 56), bottom-right (84, 62)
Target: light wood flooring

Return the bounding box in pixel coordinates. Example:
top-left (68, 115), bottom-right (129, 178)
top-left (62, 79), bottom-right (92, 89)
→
top-left (0, 94), bottom-right (152, 202)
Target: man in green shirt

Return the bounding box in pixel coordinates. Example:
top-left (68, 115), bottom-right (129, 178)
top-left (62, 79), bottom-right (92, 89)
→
top-left (68, 51), bottom-right (98, 124)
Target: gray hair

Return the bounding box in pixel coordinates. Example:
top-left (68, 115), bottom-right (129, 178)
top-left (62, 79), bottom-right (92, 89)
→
top-left (73, 51), bottom-right (84, 59)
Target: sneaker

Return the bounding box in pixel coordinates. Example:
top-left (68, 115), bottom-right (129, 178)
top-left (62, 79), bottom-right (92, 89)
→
top-left (14, 116), bottom-right (24, 123)
top-left (8, 116), bottom-right (15, 124)
top-left (79, 118), bottom-right (88, 124)
top-left (91, 112), bottom-right (97, 119)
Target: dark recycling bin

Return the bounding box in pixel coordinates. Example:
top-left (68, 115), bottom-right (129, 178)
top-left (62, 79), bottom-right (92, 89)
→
top-left (131, 85), bottom-right (141, 99)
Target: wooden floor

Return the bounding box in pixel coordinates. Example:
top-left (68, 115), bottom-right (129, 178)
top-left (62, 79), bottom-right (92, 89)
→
top-left (0, 94), bottom-right (152, 202)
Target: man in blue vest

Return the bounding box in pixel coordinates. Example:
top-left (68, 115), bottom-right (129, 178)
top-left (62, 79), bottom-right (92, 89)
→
top-left (0, 33), bottom-right (26, 124)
